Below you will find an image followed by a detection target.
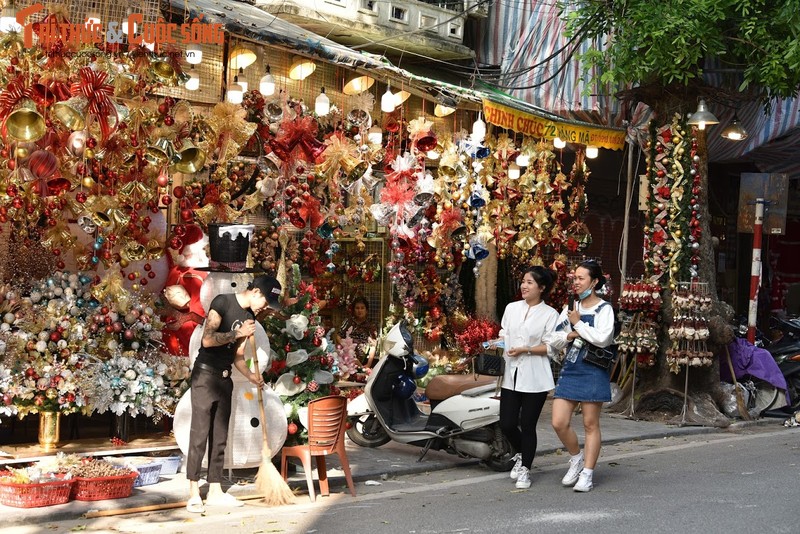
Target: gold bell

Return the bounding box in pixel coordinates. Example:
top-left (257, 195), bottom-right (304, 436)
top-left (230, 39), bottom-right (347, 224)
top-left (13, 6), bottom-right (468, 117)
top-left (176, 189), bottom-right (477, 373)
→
top-left (152, 57), bottom-right (177, 84)
top-left (52, 96), bottom-right (89, 131)
top-left (340, 154), bottom-right (369, 183)
top-left (121, 240), bottom-right (146, 262)
top-left (146, 138), bottom-right (177, 165)
top-left (91, 210), bottom-right (113, 228)
top-left (6, 99), bottom-right (46, 142)
top-left (172, 140), bottom-right (206, 174)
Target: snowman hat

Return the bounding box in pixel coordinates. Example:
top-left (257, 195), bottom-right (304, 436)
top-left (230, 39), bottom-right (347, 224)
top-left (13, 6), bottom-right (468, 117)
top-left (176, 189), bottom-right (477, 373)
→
top-left (199, 223), bottom-right (259, 272)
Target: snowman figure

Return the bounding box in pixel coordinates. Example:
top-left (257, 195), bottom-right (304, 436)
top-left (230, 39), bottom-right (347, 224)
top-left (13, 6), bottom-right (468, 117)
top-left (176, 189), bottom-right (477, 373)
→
top-left (173, 223), bottom-right (287, 469)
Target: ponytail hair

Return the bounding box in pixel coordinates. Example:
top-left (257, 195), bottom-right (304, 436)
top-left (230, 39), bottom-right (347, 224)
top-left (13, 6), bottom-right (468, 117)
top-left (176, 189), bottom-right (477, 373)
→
top-left (578, 260), bottom-right (606, 291)
top-left (524, 265), bottom-right (557, 297)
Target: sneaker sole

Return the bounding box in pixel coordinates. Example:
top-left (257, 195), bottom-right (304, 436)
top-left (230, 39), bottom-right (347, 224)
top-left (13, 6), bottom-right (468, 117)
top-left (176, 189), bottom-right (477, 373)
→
top-left (573, 485), bottom-right (593, 492)
top-left (562, 477), bottom-right (579, 487)
top-left (516, 483), bottom-right (532, 489)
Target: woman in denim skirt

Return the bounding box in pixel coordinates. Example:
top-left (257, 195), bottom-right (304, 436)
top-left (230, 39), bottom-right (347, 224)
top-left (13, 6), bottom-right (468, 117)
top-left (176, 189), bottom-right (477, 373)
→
top-left (544, 260), bottom-right (615, 493)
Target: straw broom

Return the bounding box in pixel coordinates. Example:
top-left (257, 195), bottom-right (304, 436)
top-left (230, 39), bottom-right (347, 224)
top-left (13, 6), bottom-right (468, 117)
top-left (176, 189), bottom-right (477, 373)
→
top-left (249, 335), bottom-right (295, 505)
top-left (724, 344), bottom-right (752, 420)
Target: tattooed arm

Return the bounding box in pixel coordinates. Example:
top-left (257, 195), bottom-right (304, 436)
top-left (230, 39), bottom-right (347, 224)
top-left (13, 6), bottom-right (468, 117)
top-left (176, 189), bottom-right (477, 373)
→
top-left (201, 309), bottom-right (239, 347)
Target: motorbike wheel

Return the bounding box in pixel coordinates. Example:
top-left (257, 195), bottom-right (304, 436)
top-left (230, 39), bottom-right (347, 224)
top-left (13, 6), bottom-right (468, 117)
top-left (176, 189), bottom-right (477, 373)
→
top-left (787, 376), bottom-right (800, 411)
top-left (484, 435), bottom-right (517, 472)
top-left (750, 383), bottom-right (780, 416)
top-left (346, 414), bottom-right (390, 448)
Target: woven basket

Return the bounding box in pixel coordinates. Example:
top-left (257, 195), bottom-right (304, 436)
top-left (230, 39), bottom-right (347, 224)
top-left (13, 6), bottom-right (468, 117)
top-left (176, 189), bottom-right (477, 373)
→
top-left (0, 478), bottom-right (74, 508)
top-left (71, 472), bottom-right (138, 501)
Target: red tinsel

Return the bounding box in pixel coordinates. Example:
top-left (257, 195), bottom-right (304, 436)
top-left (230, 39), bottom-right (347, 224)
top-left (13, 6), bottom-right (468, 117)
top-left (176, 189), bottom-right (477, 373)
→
top-left (453, 317), bottom-right (501, 357)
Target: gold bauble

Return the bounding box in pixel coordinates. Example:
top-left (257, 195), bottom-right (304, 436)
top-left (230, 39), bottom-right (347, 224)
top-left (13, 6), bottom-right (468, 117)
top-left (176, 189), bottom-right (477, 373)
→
top-left (120, 258), bottom-right (130, 268)
top-left (671, 265), bottom-right (679, 273)
top-left (82, 176), bottom-right (96, 188)
top-left (670, 283), bottom-right (676, 290)
top-left (15, 147), bottom-right (29, 159)
top-left (131, 283), bottom-right (140, 291)
top-left (84, 148), bottom-right (95, 160)
top-left (675, 229), bottom-right (682, 238)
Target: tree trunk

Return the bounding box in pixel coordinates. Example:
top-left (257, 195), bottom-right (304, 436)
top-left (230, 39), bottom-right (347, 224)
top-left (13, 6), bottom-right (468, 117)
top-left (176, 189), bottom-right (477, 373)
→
top-left (610, 117), bottom-right (733, 425)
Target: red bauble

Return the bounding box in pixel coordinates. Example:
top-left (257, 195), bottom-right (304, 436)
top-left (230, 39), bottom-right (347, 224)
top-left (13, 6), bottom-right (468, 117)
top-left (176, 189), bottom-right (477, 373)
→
top-left (287, 423), bottom-right (298, 435)
top-left (292, 375), bottom-right (302, 384)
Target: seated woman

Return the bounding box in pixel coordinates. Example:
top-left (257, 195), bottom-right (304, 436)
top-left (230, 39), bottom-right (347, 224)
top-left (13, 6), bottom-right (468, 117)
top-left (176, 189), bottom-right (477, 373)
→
top-left (337, 297), bottom-right (378, 368)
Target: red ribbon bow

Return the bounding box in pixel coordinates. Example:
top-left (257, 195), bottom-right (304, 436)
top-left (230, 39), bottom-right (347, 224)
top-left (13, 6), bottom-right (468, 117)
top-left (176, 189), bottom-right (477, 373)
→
top-left (71, 67), bottom-right (118, 141)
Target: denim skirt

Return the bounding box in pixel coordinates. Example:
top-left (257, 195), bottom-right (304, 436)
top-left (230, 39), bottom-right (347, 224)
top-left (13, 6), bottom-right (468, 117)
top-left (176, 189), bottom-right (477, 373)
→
top-left (554, 348), bottom-right (612, 402)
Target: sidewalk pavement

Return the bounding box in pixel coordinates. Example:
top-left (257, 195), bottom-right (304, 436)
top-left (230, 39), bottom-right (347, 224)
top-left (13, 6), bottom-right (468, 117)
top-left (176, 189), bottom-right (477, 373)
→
top-left (1, 399), bottom-right (781, 527)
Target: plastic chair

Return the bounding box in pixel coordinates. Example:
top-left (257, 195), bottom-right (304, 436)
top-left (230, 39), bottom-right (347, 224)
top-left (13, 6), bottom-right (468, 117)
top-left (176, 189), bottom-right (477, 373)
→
top-left (280, 395), bottom-right (356, 501)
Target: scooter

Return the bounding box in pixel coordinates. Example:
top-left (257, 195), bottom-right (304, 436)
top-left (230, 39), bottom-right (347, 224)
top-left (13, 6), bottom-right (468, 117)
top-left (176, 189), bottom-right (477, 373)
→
top-left (346, 321), bottom-right (516, 471)
top-left (765, 317), bottom-right (800, 413)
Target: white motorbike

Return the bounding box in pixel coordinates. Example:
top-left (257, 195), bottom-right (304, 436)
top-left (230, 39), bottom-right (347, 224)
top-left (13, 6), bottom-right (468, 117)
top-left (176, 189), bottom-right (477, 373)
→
top-left (346, 321), bottom-right (516, 471)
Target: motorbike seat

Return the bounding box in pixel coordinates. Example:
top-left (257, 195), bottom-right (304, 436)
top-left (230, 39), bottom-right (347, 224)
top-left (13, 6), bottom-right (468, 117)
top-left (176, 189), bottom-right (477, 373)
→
top-left (425, 374), bottom-right (496, 401)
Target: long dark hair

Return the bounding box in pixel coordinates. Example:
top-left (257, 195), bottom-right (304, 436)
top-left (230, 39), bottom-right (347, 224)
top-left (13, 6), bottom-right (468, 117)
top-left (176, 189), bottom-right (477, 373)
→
top-left (523, 266), bottom-right (556, 297)
top-left (578, 260), bottom-right (606, 291)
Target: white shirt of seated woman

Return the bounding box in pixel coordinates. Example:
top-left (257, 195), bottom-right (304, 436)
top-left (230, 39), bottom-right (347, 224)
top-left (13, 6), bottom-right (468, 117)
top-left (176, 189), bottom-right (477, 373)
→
top-left (173, 271), bottom-right (287, 468)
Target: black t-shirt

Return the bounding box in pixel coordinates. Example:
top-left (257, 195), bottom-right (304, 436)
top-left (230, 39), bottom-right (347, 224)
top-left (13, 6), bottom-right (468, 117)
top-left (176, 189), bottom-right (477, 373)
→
top-left (195, 293), bottom-right (254, 370)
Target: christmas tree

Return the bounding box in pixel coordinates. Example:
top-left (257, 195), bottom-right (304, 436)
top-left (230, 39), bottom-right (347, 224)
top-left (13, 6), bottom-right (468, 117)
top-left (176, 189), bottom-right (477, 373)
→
top-left (261, 265), bottom-right (338, 445)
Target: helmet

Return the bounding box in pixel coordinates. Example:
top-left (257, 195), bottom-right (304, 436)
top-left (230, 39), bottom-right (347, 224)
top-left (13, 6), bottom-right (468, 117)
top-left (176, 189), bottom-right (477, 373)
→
top-left (411, 353), bottom-right (429, 379)
top-left (393, 374), bottom-right (417, 399)
top-left (384, 321), bottom-right (414, 357)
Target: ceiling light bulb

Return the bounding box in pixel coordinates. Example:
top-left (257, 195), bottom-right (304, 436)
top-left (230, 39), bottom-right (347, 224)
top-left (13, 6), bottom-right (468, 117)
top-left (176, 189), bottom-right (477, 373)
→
top-left (687, 98), bottom-right (719, 131)
top-left (259, 65), bottom-right (275, 96)
top-left (515, 153), bottom-right (529, 167)
top-left (721, 115), bottom-right (748, 141)
top-left (185, 67), bottom-right (200, 91)
top-left (122, 9), bottom-right (135, 35)
top-left (230, 45), bottom-right (257, 70)
top-left (471, 113), bottom-right (486, 142)
top-left (227, 77), bottom-right (243, 104)
top-left (186, 44), bottom-right (202, 65)
top-left (553, 137), bottom-right (566, 149)
top-left (315, 87), bottom-right (330, 116)
top-left (434, 104), bottom-right (455, 117)
top-left (508, 162), bottom-right (521, 180)
top-left (585, 145), bottom-right (599, 159)
top-left (236, 67), bottom-right (247, 92)
top-left (381, 87), bottom-right (396, 112)
top-left (288, 56), bottom-right (315, 80)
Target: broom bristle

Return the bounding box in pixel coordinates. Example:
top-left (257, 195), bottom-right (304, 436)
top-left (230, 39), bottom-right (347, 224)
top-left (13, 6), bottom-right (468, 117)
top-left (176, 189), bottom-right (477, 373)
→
top-left (255, 444), bottom-right (295, 506)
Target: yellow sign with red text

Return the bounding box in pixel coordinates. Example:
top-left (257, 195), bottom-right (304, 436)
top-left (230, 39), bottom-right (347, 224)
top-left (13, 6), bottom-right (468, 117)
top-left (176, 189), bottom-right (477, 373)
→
top-left (482, 100), bottom-right (626, 151)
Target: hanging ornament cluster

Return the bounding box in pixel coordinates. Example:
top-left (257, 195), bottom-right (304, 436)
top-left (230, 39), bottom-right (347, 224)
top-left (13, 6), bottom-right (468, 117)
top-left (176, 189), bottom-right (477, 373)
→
top-left (643, 113), bottom-right (702, 289)
top-left (616, 279), bottom-right (663, 368)
top-left (666, 282), bottom-right (714, 372)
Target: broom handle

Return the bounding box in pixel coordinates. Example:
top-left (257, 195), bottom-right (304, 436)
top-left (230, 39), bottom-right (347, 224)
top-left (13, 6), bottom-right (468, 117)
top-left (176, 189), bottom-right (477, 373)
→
top-left (249, 335), bottom-right (271, 445)
top-left (724, 344), bottom-right (752, 420)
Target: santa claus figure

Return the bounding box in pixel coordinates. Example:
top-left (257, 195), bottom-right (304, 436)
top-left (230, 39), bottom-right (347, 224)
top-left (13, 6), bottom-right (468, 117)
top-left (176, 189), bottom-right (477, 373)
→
top-left (162, 224), bottom-right (209, 357)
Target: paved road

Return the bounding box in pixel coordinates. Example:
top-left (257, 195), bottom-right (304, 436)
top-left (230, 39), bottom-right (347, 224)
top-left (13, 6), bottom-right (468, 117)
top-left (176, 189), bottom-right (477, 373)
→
top-left (10, 425), bottom-right (798, 534)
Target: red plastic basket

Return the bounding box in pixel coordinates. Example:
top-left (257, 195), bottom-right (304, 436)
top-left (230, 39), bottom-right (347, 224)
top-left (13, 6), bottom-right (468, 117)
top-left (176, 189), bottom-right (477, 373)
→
top-left (0, 477), bottom-right (74, 508)
top-left (71, 471), bottom-right (138, 501)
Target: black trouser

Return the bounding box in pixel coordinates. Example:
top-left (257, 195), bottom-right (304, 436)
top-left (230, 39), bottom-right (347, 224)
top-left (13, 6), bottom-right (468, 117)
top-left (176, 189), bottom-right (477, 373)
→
top-left (186, 366), bottom-right (233, 483)
top-left (499, 386), bottom-right (548, 469)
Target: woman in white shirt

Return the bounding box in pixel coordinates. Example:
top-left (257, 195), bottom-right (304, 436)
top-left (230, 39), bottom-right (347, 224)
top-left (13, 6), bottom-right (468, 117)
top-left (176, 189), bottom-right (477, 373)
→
top-left (545, 260), bottom-right (615, 493)
top-left (498, 266), bottom-right (559, 490)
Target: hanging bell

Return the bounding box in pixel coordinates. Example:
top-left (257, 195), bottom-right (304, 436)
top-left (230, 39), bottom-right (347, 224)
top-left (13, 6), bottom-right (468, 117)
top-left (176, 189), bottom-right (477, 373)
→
top-left (152, 57), bottom-right (177, 85)
top-left (450, 223), bottom-right (467, 238)
top-left (260, 152), bottom-right (281, 175)
top-left (172, 140), bottom-right (207, 174)
top-left (340, 154), bottom-right (370, 183)
top-left (474, 145), bottom-right (491, 159)
top-left (121, 240), bottom-right (147, 262)
top-left (44, 175), bottom-right (72, 196)
top-left (299, 136), bottom-right (326, 163)
top-left (91, 210), bottom-right (113, 228)
top-left (384, 116), bottom-right (400, 133)
top-left (5, 99), bottom-right (46, 141)
top-left (268, 138), bottom-right (293, 162)
top-left (52, 96), bottom-right (88, 131)
top-left (266, 102), bottom-right (283, 123)
top-left (147, 138), bottom-right (178, 166)
top-left (347, 109), bottom-right (370, 128)
top-left (467, 238), bottom-right (489, 261)
top-left (77, 215), bottom-right (97, 234)
top-left (469, 190), bottom-right (487, 208)
top-left (414, 174), bottom-right (435, 205)
top-left (415, 132), bottom-right (438, 153)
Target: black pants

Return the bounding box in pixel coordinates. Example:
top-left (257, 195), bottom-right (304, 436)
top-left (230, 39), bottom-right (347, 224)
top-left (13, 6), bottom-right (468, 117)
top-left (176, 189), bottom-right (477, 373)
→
top-left (186, 367), bottom-right (233, 483)
top-left (499, 386), bottom-right (548, 469)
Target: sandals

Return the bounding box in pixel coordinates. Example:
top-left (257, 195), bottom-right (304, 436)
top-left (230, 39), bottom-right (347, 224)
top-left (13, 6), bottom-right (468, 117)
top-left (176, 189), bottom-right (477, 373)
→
top-left (186, 495), bottom-right (205, 513)
top-left (205, 492), bottom-right (244, 507)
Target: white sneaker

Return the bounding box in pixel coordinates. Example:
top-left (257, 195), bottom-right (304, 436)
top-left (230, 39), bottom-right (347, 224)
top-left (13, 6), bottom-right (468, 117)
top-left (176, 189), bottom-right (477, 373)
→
top-left (515, 466), bottom-right (531, 489)
top-left (561, 454), bottom-right (584, 486)
top-left (509, 453), bottom-right (523, 480)
top-left (573, 471), bottom-right (593, 492)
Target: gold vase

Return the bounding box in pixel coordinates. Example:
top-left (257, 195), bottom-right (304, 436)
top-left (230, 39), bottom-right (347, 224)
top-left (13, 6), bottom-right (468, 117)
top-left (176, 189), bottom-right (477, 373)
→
top-left (38, 411), bottom-right (61, 451)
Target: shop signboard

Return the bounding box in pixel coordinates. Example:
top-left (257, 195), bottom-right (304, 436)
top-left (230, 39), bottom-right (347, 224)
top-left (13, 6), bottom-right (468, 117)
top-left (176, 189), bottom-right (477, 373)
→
top-left (737, 173), bottom-right (788, 234)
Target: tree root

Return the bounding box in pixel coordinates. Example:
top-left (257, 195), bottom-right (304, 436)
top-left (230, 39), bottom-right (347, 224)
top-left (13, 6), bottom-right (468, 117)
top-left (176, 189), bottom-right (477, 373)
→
top-left (612, 387), bottom-right (731, 427)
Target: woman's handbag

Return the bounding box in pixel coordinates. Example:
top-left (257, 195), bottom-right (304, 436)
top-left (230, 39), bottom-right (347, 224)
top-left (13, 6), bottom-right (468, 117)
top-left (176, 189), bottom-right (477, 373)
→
top-left (583, 344), bottom-right (617, 371)
top-left (474, 350), bottom-right (505, 377)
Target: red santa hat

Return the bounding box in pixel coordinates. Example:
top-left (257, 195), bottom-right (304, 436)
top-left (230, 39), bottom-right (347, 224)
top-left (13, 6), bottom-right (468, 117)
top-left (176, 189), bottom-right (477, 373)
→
top-left (179, 224), bottom-right (205, 254)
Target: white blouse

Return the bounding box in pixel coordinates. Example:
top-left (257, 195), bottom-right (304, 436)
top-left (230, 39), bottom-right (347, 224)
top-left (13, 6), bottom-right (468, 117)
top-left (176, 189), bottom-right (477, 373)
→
top-left (545, 300), bottom-right (615, 359)
top-left (498, 300), bottom-right (559, 393)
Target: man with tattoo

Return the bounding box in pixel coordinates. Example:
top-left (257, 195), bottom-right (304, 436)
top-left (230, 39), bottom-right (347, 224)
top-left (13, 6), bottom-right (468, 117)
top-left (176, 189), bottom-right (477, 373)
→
top-left (186, 275), bottom-right (282, 513)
